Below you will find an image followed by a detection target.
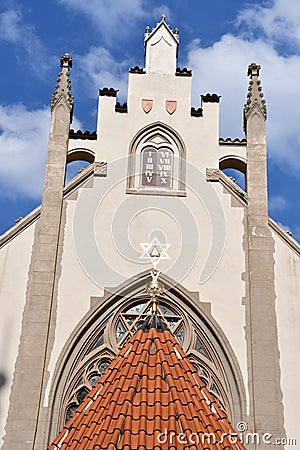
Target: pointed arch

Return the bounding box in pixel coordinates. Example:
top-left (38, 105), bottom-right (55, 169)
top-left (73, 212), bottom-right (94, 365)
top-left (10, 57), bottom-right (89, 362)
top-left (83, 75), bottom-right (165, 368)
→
top-left (45, 273), bottom-right (247, 444)
top-left (127, 122), bottom-right (186, 195)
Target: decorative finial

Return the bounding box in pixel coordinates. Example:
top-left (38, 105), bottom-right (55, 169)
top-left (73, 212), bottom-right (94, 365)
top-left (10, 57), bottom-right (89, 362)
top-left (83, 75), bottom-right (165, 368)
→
top-left (146, 268), bottom-right (164, 313)
top-left (247, 62), bottom-right (260, 77)
top-left (60, 53), bottom-right (72, 69)
top-left (161, 14), bottom-right (166, 22)
top-left (51, 53), bottom-right (74, 113)
top-left (145, 25), bottom-right (150, 33)
top-left (243, 62), bottom-right (267, 132)
top-left (140, 235), bottom-right (168, 313)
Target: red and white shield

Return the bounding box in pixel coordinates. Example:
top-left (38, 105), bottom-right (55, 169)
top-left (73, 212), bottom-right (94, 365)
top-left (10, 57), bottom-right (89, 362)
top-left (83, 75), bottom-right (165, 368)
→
top-left (166, 100), bottom-right (177, 115)
top-left (141, 99), bottom-right (153, 113)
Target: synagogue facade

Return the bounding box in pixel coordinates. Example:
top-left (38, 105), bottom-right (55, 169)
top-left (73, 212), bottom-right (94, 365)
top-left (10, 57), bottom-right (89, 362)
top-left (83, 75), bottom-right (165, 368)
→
top-left (0, 17), bottom-right (299, 450)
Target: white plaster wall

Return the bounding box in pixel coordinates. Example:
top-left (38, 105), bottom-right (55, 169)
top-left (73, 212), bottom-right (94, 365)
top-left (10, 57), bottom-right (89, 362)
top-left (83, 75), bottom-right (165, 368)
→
top-left (43, 196), bottom-right (103, 406)
top-left (52, 26), bottom-right (249, 413)
top-left (45, 173), bottom-right (248, 411)
top-left (95, 79), bottom-right (220, 171)
top-left (0, 223), bottom-right (36, 446)
top-left (273, 233), bottom-right (300, 445)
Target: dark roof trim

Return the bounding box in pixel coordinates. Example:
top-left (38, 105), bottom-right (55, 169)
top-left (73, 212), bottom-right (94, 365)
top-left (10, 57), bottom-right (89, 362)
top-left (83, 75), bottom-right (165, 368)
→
top-left (201, 93), bottom-right (221, 103)
top-left (219, 137), bottom-right (247, 145)
top-left (176, 67), bottom-right (192, 77)
top-left (69, 129), bottom-right (97, 140)
top-left (115, 102), bottom-right (128, 113)
top-left (191, 107), bottom-right (203, 117)
top-left (99, 87), bottom-right (118, 97)
top-left (129, 66), bottom-right (145, 74)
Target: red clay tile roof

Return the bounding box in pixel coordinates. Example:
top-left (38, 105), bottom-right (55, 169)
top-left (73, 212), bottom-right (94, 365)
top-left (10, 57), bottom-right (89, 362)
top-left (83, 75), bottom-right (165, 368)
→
top-left (48, 314), bottom-right (246, 450)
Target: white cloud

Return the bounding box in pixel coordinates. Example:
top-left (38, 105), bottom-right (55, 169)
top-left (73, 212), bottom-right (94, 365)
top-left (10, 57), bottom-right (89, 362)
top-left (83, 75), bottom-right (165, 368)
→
top-left (0, 10), bottom-right (22, 42)
top-left (70, 4), bottom-right (173, 100)
top-left (0, 104), bottom-right (81, 199)
top-left (75, 46), bottom-right (132, 100)
top-left (59, 0), bottom-right (147, 42)
top-left (0, 104), bottom-right (50, 199)
top-left (0, 8), bottom-right (49, 76)
top-left (187, 34), bottom-right (300, 173)
top-left (269, 195), bottom-right (288, 212)
top-left (237, 0), bottom-right (300, 49)
top-left (58, 0), bottom-right (171, 44)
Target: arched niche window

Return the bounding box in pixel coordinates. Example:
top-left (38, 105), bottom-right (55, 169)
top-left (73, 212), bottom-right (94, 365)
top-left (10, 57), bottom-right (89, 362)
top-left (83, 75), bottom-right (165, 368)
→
top-left (127, 123), bottom-right (186, 196)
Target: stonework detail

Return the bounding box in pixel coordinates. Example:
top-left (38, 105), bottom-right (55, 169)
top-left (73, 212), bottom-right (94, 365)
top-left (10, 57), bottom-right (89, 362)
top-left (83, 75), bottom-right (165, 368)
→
top-left (244, 62), bottom-right (267, 131)
top-left (3, 55), bottom-right (73, 450)
top-left (206, 168), bottom-right (220, 181)
top-left (244, 63), bottom-right (285, 448)
top-left (50, 53), bottom-right (74, 113)
top-left (94, 161), bottom-right (107, 177)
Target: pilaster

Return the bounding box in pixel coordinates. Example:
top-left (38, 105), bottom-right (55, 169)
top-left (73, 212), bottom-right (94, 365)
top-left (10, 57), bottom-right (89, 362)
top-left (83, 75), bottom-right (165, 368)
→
top-left (243, 63), bottom-right (285, 448)
top-left (3, 54), bottom-right (73, 450)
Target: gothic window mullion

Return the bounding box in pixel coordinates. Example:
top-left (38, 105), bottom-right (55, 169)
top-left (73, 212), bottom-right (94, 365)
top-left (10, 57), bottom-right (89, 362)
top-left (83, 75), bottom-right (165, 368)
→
top-left (116, 317), bottom-right (128, 344)
top-left (169, 318), bottom-right (183, 334)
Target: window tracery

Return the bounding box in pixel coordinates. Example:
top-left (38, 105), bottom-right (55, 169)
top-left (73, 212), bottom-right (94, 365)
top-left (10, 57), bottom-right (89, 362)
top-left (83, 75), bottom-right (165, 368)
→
top-left (114, 299), bottom-right (185, 347)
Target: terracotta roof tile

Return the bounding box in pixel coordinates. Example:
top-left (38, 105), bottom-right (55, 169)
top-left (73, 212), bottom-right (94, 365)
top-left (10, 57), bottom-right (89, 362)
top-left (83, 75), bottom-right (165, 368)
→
top-left (48, 315), bottom-right (246, 450)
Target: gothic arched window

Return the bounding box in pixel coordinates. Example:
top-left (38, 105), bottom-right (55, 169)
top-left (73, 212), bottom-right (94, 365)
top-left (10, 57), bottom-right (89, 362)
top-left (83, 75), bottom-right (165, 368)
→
top-left (127, 123), bottom-right (186, 195)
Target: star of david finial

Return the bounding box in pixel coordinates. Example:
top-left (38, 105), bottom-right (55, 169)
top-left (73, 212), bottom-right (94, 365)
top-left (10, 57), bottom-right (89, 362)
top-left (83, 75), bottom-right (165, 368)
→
top-left (141, 236), bottom-right (169, 313)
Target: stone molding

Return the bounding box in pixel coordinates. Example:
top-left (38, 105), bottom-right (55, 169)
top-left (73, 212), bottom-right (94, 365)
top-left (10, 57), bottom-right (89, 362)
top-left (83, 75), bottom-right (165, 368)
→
top-left (94, 161), bottom-right (108, 177)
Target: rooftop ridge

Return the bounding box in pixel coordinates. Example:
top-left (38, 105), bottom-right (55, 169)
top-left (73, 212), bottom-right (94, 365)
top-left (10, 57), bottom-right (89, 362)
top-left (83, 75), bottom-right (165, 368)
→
top-left (138, 311), bottom-right (168, 332)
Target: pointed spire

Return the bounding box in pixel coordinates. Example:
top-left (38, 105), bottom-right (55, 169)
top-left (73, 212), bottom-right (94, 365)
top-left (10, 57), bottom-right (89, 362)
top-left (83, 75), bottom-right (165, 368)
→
top-left (50, 53), bottom-right (74, 113)
top-left (243, 63), bottom-right (267, 132)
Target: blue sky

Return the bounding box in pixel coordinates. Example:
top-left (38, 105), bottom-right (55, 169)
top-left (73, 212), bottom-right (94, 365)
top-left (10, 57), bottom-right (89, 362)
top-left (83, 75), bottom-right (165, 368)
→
top-left (0, 0), bottom-right (299, 240)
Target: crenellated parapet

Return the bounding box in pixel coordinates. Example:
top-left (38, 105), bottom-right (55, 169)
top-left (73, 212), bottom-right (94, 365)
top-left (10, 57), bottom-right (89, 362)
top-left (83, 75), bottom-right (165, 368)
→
top-left (50, 53), bottom-right (74, 113)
